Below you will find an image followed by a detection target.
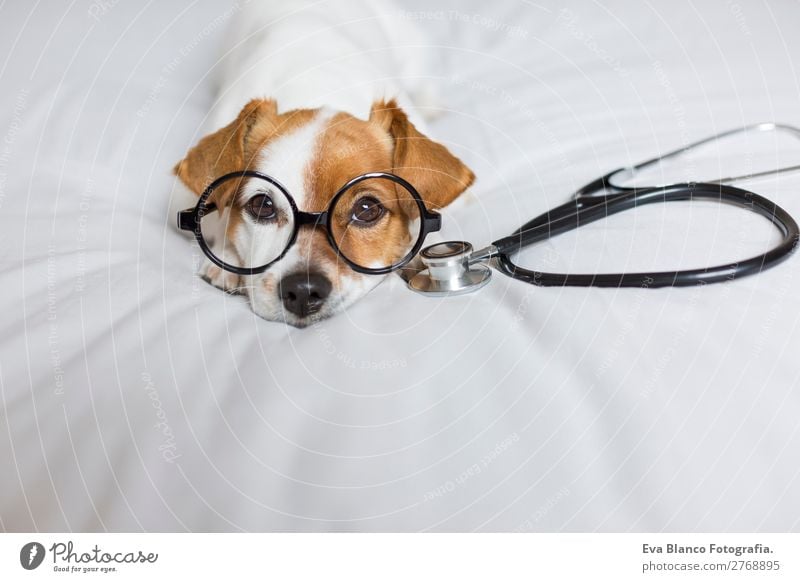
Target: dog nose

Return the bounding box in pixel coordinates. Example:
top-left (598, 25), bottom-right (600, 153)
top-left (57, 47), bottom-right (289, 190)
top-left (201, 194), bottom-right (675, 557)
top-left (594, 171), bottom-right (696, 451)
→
top-left (279, 272), bottom-right (332, 317)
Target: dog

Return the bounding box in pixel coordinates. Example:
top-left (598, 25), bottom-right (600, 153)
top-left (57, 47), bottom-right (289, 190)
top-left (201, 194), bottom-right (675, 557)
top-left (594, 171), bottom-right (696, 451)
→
top-left (171, 0), bottom-right (474, 327)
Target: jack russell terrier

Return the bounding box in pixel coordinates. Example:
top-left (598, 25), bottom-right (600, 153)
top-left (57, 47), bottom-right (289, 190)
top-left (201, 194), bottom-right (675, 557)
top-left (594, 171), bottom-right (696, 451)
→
top-left (171, 0), bottom-right (474, 327)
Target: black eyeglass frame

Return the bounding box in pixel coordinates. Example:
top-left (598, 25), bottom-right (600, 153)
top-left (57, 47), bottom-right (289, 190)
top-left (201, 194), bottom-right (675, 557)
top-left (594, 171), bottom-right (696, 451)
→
top-left (177, 170), bottom-right (442, 276)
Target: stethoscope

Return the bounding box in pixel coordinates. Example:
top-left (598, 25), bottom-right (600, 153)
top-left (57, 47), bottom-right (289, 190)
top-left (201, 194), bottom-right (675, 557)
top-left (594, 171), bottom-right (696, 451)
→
top-left (408, 122), bottom-right (800, 296)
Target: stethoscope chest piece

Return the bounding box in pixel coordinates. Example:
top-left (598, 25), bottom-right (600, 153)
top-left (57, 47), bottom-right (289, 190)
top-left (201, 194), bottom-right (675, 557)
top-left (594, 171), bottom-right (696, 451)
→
top-left (408, 241), bottom-right (492, 296)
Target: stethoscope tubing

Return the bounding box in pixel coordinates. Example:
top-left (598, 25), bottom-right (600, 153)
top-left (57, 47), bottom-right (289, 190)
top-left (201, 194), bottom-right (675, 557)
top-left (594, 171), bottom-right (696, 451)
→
top-left (492, 181), bottom-right (800, 288)
top-left (409, 123), bottom-right (800, 295)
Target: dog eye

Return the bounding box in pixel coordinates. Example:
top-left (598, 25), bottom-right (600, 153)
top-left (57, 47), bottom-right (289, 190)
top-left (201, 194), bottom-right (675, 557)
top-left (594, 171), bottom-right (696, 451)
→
top-left (245, 194), bottom-right (276, 222)
top-left (351, 196), bottom-right (384, 224)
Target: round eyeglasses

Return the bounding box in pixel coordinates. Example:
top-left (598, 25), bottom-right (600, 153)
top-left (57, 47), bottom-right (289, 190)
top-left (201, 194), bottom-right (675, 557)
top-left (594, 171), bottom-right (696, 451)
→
top-left (177, 170), bottom-right (442, 275)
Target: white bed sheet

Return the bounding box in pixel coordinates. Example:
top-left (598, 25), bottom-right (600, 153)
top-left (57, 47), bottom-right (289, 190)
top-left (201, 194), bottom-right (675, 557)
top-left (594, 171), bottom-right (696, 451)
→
top-left (1, 0), bottom-right (800, 532)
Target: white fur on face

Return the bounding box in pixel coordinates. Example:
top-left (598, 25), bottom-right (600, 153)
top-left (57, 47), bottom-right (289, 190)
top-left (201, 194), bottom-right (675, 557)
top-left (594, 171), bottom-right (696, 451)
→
top-left (226, 109), bottom-right (386, 327)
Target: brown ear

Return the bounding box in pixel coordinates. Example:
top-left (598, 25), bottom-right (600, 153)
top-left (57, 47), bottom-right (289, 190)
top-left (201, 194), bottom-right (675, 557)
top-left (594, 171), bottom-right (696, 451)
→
top-left (173, 98), bottom-right (278, 206)
top-left (369, 99), bottom-right (474, 210)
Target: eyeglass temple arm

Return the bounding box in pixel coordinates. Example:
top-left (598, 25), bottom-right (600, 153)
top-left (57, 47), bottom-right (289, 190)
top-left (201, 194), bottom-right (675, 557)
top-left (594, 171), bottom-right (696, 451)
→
top-left (424, 211), bottom-right (442, 233)
top-left (177, 202), bottom-right (218, 231)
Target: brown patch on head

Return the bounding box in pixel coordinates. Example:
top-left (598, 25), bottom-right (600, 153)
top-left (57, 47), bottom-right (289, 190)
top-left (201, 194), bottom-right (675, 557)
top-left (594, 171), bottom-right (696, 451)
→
top-left (299, 104), bottom-right (475, 270)
top-left (304, 112), bottom-right (393, 210)
top-left (303, 112), bottom-right (414, 269)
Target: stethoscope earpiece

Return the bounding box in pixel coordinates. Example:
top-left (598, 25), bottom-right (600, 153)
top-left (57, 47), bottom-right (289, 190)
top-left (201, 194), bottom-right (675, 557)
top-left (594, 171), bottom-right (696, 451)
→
top-left (408, 241), bottom-right (492, 296)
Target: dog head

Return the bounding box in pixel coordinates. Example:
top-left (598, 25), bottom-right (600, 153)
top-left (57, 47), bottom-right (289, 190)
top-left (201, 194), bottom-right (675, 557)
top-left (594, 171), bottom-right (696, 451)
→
top-left (174, 98), bottom-right (474, 327)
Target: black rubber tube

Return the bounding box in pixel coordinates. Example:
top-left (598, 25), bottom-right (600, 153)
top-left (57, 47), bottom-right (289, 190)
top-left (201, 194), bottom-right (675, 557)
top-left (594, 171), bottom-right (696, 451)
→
top-left (492, 182), bottom-right (799, 288)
